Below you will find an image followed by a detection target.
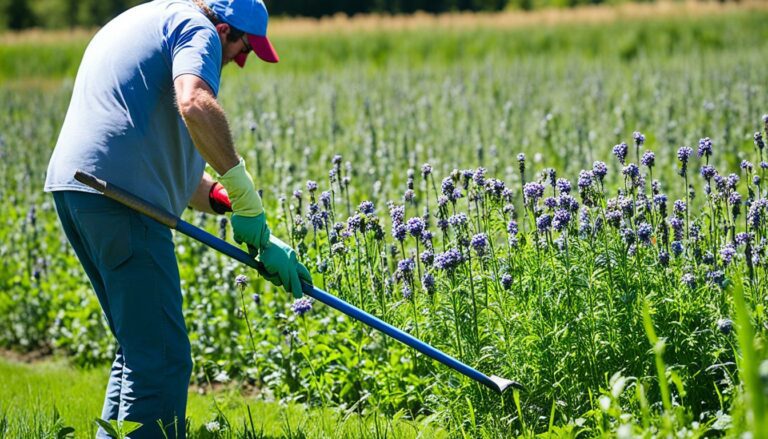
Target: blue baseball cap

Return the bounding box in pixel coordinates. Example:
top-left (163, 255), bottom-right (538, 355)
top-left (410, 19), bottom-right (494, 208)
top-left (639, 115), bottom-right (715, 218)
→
top-left (205, 0), bottom-right (279, 65)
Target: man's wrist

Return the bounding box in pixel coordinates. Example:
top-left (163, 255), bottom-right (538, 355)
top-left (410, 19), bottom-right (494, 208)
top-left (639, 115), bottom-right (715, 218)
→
top-left (218, 159), bottom-right (264, 216)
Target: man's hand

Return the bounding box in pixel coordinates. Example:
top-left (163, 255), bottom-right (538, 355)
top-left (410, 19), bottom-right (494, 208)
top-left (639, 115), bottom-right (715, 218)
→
top-left (257, 236), bottom-right (313, 299)
top-left (218, 159), bottom-right (271, 251)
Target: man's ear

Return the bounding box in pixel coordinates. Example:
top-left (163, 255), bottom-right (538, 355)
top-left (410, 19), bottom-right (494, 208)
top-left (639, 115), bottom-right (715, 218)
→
top-left (214, 22), bottom-right (230, 39)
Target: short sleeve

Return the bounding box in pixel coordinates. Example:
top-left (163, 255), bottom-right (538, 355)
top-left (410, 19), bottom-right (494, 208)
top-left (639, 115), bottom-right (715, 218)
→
top-left (168, 20), bottom-right (222, 96)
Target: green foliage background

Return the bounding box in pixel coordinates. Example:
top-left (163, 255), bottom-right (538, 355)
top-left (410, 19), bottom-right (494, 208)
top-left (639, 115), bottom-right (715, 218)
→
top-left (0, 0), bottom-right (691, 30)
top-left (1, 6), bottom-right (767, 438)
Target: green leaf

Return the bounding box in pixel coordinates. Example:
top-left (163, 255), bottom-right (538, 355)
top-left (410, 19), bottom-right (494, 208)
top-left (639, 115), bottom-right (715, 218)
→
top-left (119, 420), bottom-right (143, 436)
top-left (93, 418), bottom-right (119, 438)
top-left (56, 426), bottom-right (75, 439)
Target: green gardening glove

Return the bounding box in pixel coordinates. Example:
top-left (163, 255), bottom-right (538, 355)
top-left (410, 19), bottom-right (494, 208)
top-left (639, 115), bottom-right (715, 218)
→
top-left (218, 159), bottom-right (270, 252)
top-left (257, 236), bottom-right (313, 299)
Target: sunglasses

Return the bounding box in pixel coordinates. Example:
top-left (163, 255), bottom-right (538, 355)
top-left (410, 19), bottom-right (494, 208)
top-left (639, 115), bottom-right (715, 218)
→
top-left (241, 34), bottom-right (252, 53)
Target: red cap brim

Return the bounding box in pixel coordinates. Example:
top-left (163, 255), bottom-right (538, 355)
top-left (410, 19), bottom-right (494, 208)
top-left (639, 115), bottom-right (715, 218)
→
top-left (248, 34), bottom-right (279, 63)
top-left (234, 52), bottom-right (248, 68)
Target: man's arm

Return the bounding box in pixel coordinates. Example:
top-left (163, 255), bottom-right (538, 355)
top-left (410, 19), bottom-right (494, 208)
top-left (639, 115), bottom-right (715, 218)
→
top-left (174, 74), bottom-right (239, 175)
top-left (189, 172), bottom-right (233, 214)
top-left (189, 173), bottom-right (216, 213)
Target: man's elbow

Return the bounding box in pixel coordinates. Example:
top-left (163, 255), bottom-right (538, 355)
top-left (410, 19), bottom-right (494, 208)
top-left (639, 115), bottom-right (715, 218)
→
top-left (176, 86), bottom-right (216, 123)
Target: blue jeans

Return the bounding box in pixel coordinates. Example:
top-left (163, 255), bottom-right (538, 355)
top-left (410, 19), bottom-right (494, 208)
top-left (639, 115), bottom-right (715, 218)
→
top-left (53, 191), bottom-right (192, 439)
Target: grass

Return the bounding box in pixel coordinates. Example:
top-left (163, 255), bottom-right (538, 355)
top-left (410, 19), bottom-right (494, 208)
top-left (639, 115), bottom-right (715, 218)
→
top-left (0, 356), bottom-right (447, 438)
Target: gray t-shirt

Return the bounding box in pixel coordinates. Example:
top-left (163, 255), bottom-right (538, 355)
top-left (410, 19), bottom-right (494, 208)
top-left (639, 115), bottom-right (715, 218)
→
top-left (45, 0), bottom-right (222, 216)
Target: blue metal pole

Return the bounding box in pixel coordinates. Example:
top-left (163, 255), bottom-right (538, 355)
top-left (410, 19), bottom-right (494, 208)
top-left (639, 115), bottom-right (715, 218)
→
top-left (74, 170), bottom-right (522, 394)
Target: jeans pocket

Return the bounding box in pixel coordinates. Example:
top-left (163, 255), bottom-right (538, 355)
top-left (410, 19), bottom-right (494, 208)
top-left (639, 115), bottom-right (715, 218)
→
top-left (75, 210), bottom-right (134, 271)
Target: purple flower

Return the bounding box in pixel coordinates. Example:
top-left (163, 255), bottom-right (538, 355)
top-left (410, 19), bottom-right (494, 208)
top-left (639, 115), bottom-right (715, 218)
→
top-left (670, 217), bottom-right (684, 241)
top-left (507, 220), bottom-right (519, 236)
top-left (523, 182), bottom-right (545, 204)
top-left (559, 194), bottom-right (579, 212)
top-left (577, 170), bottom-right (593, 190)
top-left (741, 160), bottom-right (754, 172)
top-left (658, 250), bottom-right (670, 266)
top-left (622, 163), bottom-right (640, 180)
top-left (755, 132), bottom-right (765, 150)
top-left (502, 188), bottom-right (514, 202)
top-left (641, 151), bottom-right (655, 168)
top-left (473, 168), bottom-right (486, 187)
top-left (681, 273), bottom-right (695, 288)
top-left (451, 188), bottom-right (463, 201)
top-left (697, 137), bottom-right (713, 159)
top-left (501, 274), bottom-right (513, 290)
top-left (700, 165), bottom-right (717, 180)
top-left (441, 177), bottom-right (455, 198)
top-left (448, 213), bottom-right (468, 227)
top-left (422, 273), bottom-right (435, 293)
top-left (729, 192), bottom-right (742, 207)
top-left (398, 258), bottom-right (415, 274)
top-left (592, 161), bottom-right (608, 181)
top-left (673, 200), bottom-right (686, 215)
top-left (421, 230), bottom-right (433, 246)
top-left (606, 210), bottom-right (623, 227)
top-left (613, 142), bottom-right (628, 164)
top-left (552, 209), bottom-right (571, 232)
top-left (637, 222), bottom-right (653, 244)
top-left (620, 228), bottom-right (636, 245)
top-left (517, 153), bottom-right (526, 173)
top-left (306, 180), bottom-right (318, 193)
top-left (347, 214), bottom-right (363, 232)
top-left (421, 163), bottom-right (432, 178)
top-left (434, 249), bottom-right (464, 271)
top-left (421, 250), bottom-right (434, 266)
top-left (359, 201), bottom-right (375, 215)
top-left (544, 197), bottom-right (557, 209)
top-left (219, 217), bottom-right (228, 240)
top-left (556, 178), bottom-right (571, 194)
top-left (389, 204), bottom-right (405, 224)
top-left (547, 169), bottom-right (557, 187)
top-left (633, 131), bottom-right (646, 146)
top-left (671, 241), bottom-right (684, 256)
top-left (707, 270), bottom-right (725, 287)
top-left (291, 298), bottom-right (313, 316)
top-left (406, 217), bottom-right (425, 238)
top-left (487, 179), bottom-right (505, 198)
top-left (320, 191), bottom-right (332, 210)
top-left (471, 233), bottom-right (488, 256)
top-left (677, 146), bottom-right (693, 163)
top-left (235, 274), bottom-right (248, 288)
top-left (404, 189), bottom-right (415, 202)
top-left (437, 218), bottom-right (449, 231)
top-left (401, 284), bottom-right (412, 300)
top-left (252, 293), bottom-right (261, 305)
top-left (309, 212), bottom-right (325, 230)
top-left (392, 223), bottom-right (407, 242)
top-left (735, 232), bottom-right (753, 246)
top-left (332, 154), bottom-right (343, 166)
top-left (717, 318), bottom-right (734, 335)
top-left (536, 214), bottom-right (552, 233)
top-left (720, 244), bottom-right (737, 265)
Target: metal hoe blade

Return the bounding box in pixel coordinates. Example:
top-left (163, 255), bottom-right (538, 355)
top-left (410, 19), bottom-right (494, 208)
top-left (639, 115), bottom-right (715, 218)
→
top-left (74, 169), bottom-right (525, 394)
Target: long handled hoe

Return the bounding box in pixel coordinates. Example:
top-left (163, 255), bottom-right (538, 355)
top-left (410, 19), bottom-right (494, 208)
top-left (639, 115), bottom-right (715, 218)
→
top-left (75, 170), bottom-right (523, 394)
